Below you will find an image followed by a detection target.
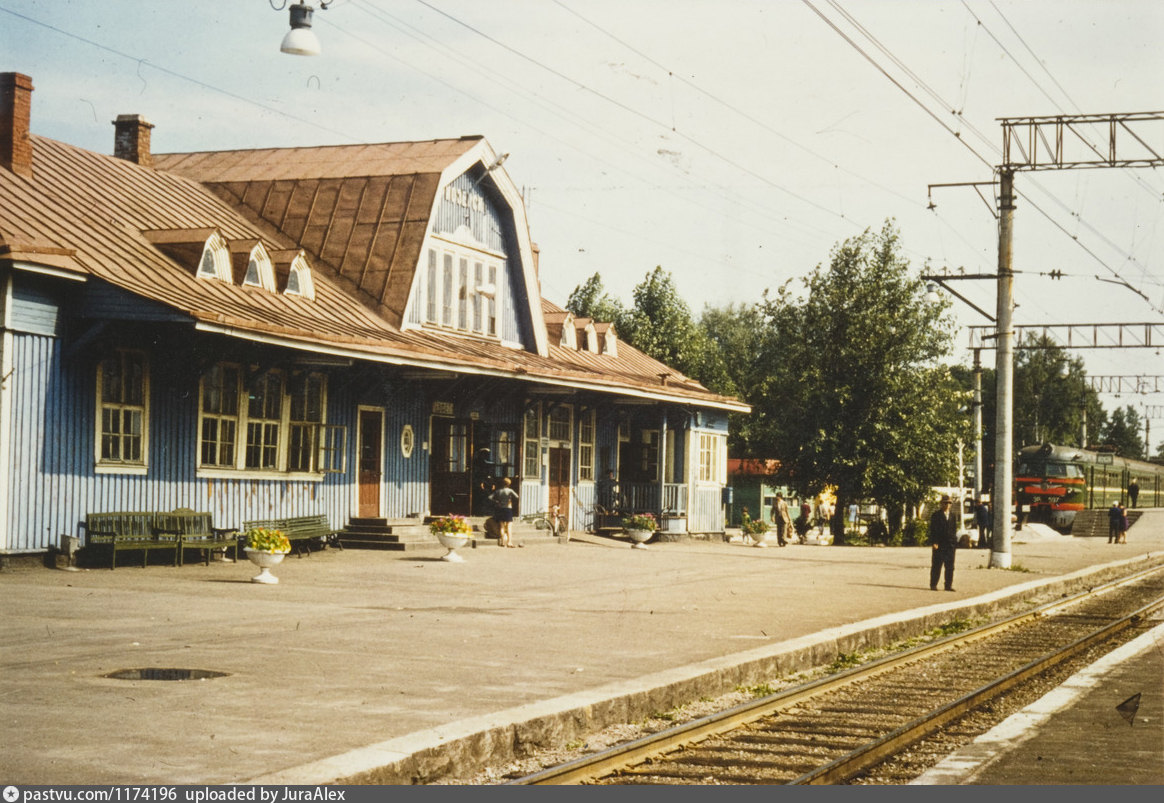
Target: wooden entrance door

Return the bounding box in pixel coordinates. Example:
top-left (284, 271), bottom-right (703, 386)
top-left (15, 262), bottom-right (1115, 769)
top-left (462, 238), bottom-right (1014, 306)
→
top-left (357, 409), bottom-right (383, 518)
top-left (548, 446), bottom-right (571, 529)
top-left (430, 417), bottom-right (472, 516)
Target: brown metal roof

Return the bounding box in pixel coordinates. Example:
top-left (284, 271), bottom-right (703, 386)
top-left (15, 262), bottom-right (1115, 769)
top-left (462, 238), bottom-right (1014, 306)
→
top-left (154, 139), bottom-right (481, 328)
top-left (1, 133), bottom-right (748, 412)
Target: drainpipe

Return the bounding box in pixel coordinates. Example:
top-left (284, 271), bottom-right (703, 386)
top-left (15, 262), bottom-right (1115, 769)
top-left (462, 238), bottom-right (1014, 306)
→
top-left (659, 407), bottom-right (668, 530)
top-left (0, 270), bottom-right (13, 551)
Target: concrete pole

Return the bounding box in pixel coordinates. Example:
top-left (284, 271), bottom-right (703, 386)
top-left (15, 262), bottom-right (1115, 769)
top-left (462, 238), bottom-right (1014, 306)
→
top-left (991, 169), bottom-right (1015, 569)
top-left (973, 348), bottom-right (983, 501)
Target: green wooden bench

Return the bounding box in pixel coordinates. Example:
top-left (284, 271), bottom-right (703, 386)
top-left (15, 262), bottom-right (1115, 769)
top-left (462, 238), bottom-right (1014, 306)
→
top-left (241, 514), bottom-right (339, 558)
top-left (86, 511), bottom-right (179, 570)
top-left (157, 509), bottom-right (239, 566)
top-left (85, 510), bottom-right (235, 569)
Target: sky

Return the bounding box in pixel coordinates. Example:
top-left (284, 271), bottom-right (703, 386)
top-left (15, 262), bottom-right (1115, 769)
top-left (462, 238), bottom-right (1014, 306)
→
top-left (2, 0), bottom-right (1163, 449)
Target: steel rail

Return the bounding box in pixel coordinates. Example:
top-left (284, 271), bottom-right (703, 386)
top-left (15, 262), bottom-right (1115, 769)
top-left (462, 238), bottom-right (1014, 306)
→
top-left (511, 563), bottom-right (1164, 785)
top-left (793, 592), bottom-right (1164, 785)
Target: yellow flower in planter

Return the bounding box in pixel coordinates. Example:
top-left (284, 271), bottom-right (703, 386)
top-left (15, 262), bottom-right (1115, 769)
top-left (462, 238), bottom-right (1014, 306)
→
top-left (429, 515), bottom-right (473, 537)
top-left (245, 527), bottom-right (291, 554)
top-left (622, 513), bottom-right (658, 532)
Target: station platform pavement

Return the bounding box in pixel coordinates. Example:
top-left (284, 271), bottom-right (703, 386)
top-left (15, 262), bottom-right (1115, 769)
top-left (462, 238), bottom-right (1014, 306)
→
top-left (1, 513), bottom-right (1162, 787)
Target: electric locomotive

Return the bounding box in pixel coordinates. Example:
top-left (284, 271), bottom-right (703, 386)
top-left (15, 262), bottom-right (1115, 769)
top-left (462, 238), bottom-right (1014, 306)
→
top-left (1015, 443), bottom-right (1163, 531)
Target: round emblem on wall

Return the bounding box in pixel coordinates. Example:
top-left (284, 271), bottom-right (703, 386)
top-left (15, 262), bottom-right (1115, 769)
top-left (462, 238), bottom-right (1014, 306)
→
top-left (401, 424), bottom-right (415, 458)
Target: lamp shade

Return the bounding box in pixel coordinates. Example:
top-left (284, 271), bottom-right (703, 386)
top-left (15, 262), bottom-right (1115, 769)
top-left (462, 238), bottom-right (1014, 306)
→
top-left (281, 27), bottom-right (321, 56)
top-left (281, 3), bottom-right (321, 56)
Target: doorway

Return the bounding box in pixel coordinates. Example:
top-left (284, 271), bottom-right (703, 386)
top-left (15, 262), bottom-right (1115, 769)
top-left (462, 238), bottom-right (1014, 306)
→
top-left (548, 446), bottom-right (571, 528)
top-left (357, 408), bottom-right (383, 518)
top-left (430, 417), bottom-right (472, 516)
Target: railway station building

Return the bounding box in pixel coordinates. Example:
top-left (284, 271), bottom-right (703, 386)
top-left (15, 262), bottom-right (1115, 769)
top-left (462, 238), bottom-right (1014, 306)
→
top-left (0, 71), bottom-right (749, 558)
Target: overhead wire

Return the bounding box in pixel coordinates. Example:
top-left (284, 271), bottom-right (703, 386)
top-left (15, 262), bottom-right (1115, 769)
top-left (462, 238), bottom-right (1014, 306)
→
top-left (0, 5), bottom-right (359, 143)
top-left (409, 0), bottom-right (857, 227)
top-left (806, 0), bottom-right (1162, 316)
top-left (340, 1), bottom-right (851, 257)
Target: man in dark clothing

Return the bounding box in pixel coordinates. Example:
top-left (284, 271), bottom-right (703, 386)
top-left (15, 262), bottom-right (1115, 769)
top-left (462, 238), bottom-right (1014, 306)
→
top-left (929, 494), bottom-right (959, 591)
top-left (1128, 480), bottom-right (1140, 508)
top-left (1108, 501), bottom-right (1122, 543)
top-left (974, 500), bottom-right (991, 550)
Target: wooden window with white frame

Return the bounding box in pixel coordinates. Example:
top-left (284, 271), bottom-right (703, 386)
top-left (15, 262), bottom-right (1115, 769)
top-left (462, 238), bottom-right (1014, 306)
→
top-left (421, 244), bottom-right (503, 339)
top-left (287, 371), bottom-right (323, 472)
top-left (578, 410), bottom-right (595, 482)
top-left (523, 404), bottom-right (541, 478)
top-left (698, 432), bottom-right (726, 483)
top-left (442, 252), bottom-right (454, 326)
top-left (457, 257), bottom-right (469, 330)
top-left (548, 404), bottom-right (572, 443)
top-left (199, 363), bottom-right (240, 468)
top-left (494, 428), bottom-right (519, 479)
top-left (198, 362), bottom-right (343, 476)
top-left (640, 430), bottom-right (660, 480)
top-left (426, 249), bottom-right (439, 323)
top-left (245, 370), bottom-right (283, 470)
top-left (97, 349), bottom-right (148, 468)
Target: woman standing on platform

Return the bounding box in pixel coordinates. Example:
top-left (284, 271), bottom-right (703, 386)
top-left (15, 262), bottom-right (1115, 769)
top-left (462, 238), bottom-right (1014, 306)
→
top-left (490, 478), bottom-right (520, 548)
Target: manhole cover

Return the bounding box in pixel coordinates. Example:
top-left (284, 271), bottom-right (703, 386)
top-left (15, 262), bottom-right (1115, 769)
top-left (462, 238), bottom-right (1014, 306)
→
top-left (104, 668), bottom-right (229, 681)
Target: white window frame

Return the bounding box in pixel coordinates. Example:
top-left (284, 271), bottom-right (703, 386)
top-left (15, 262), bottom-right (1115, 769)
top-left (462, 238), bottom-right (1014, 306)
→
top-left (548, 404), bottom-right (573, 444)
top-left (196, 231), bottom-right (231, 282)
top-left (421, 242), bottom-right (504, 338)
top-left (283, 252), bottom-right (316, 299)
top-left (238, 242), bottom-right (276, 291)
top-left (95, 349), bottom-right (149, 474)
top-left (640, 429), bottom-right (660, 481)
top-left (197, 362), bottom-right (343, 480)
top-left (523, 404), bottom-right (541, 478)
top-left (578, 410), bottom-right (595, 482)
top-left (697, 432), bottom-right (727, 484)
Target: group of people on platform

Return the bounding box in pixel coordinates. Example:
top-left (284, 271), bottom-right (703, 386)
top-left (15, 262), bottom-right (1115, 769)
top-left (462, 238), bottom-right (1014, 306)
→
top-left (1108, 501), bottom-right (1130, 544)
top-left (769, 492), bottom-right (835, 546)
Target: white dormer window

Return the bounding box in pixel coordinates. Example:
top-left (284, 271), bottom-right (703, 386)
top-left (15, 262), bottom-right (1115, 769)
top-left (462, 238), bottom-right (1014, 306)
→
top-left (236, 242), bottom-right (275, 291)
top-left (272, 249), bottom-right (315, 300)
top-left (560, 314), bottom-right (577, 349)
top-left (583, 323), bottom-right (599, 353)
top-left (197, 231), bottom-right (231, 282)
top-left (603, 330), bottom-right (618, 358)
top-left (285, 261), bottom-right (314, 298)
top-left (229, 240), bottom-right (274, 291)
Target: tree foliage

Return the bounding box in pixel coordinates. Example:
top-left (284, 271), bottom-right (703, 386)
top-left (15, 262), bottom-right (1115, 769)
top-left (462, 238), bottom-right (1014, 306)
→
top-left (1102, 405), bottom-right (1145, 459)
top-left (748, 222), bottom-right (966, 531)
top-left (565, 273), bottom-right (625, 326)
top-left (1013, 336), bottom-right (1100, 450)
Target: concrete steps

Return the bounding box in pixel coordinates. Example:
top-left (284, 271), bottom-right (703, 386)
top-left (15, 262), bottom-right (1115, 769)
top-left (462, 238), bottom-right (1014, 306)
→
top-left (335, 516), bottom-right (566, 551)
top-left (1070, 508), bottom-right (1142, 538)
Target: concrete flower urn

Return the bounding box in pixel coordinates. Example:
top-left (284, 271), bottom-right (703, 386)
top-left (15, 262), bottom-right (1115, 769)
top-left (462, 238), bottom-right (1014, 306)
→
top-left (436, 532), bottom-right (470, 562)
top-left (626, 529), bottom-right (653, 549)
top-left (244, 548), bottom-right (286, 584)
top-left (750, 530), bottom-right (770, 548)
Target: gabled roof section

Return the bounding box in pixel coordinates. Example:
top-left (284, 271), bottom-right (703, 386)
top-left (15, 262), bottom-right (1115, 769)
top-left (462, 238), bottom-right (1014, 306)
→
top-left (153, 138), bottom-right (483, 331)
top-left (0, 116), bottom-right (746, 412)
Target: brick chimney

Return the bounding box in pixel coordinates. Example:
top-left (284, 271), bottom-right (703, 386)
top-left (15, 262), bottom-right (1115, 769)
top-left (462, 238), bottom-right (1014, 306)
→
top-left (1, 72), bottom-right (34, 178)
top-left (113, 114), bottom-right (154, 167)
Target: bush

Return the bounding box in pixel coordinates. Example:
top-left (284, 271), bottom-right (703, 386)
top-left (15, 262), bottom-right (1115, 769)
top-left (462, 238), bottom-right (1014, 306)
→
top-left (903, 518), bottom-right (928, 546)
top-left (866, 519), bottom-right (890, 545)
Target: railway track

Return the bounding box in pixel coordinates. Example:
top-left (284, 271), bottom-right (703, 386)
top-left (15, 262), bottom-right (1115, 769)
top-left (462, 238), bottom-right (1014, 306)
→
top-left (511, 564), bottom-right (1164, 785)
